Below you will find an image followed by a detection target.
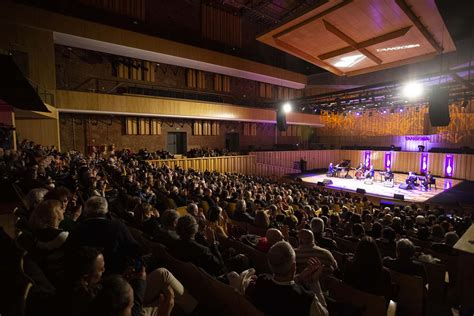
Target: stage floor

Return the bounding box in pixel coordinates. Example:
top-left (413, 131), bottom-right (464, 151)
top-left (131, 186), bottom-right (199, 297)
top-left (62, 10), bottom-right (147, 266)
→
top-left (300, 173), bottom-right (463, 203)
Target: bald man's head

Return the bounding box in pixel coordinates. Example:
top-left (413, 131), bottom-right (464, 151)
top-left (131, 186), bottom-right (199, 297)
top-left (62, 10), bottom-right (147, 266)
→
top-left (266, 228), bottom-right (284, 246)
top-left (298, 229), bottom-right (315, 246)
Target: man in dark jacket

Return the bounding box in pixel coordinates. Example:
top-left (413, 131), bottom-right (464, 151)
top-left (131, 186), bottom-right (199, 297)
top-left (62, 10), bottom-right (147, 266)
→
top-left (66, 196), bottom-right (141, 274)
top-left (171, 215), bottom-right (224, 276)
top-left (383, 238), bottom-right (427, 284)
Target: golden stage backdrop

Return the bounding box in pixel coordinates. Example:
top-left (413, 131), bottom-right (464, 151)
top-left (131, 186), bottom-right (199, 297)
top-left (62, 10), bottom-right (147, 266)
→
top-left (317, 104), bottom-right (473, 146)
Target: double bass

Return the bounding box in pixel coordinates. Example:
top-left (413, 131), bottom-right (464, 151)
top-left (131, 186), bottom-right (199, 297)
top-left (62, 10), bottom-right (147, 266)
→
top-left (355, 163), bottom-right (365, 179)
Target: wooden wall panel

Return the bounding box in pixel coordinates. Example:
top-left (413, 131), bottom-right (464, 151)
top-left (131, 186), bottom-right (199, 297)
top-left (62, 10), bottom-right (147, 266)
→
top-left (16, 118), bottom-right (60, 149)
top-left (56, 90), bottom-right (323, 126)
top-left (0, 21), bottom-right (56, 93)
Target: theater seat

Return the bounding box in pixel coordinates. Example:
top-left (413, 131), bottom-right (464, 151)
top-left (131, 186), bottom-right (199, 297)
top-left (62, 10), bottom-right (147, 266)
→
top-left (388, 269), bottom-right (424, 316)
top-left (325, 276), bottom-right (388, 316)
top-left (163, 253), bottom-right (263, 316)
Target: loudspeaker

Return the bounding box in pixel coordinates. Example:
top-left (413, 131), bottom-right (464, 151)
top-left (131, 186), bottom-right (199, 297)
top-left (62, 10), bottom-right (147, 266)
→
top-left (429, 90), bottom-right (450, 126)
top-left (323, 179), bottom-right (333, 185)
top-left (394, 194), bottom-right (405, 200)
top-left (399, 183), bottom-right (413, 190)
top-left (317, 181), bottom-right (325, 186)
top-left (345, 174), bottom-right (353, 179)
top-left (356, 188), bottom-right (366, 194)
top-left (276, 110), bottom-right (287, 131)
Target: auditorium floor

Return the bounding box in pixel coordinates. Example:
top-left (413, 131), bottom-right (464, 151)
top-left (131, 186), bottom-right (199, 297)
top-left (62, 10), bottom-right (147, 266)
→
top-left (300, 172), bottom-right (463, 204)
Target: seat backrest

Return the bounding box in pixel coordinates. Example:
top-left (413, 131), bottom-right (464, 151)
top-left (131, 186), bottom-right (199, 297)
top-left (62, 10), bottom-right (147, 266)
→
top-left (325, 276), bottom-right (386, 316)
top-left (422, 260), bottom-right (447, 302)
top-left (223, 237), bottom-right (270, 274)
top-left (163, 249), bottom-right (264, 316)
top-left (12, 182), bottom-right (29, 210)
top-left (388, 269), bottom-right (424, 316)
top-left (334, 236), bottom-right (357, 253)
top-left (331, 250), bottom-right (347, 271)
top-left (422, 248), bottom-right (458, 284)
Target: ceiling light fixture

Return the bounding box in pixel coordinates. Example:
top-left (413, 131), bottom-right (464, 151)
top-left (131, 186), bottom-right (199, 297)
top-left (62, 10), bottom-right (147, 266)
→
top-left (402, 82), bottom-right (424, 99)
top-left (376, 44), bottom-right (420, 52)
top-left (282, 102), bottom-right (292, 113)
top-left (333, 54), bottom-right (366, 68)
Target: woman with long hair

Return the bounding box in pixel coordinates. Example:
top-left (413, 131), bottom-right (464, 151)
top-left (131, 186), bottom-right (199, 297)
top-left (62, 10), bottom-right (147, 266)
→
top-left (343, 236), bottom-right (392, 300)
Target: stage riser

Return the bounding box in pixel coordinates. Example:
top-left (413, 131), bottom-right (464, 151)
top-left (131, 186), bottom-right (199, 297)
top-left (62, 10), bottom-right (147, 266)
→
top-left (252, 150), bottom-right (474, 181)
top-left (300, 172), bottom-right (463, 204)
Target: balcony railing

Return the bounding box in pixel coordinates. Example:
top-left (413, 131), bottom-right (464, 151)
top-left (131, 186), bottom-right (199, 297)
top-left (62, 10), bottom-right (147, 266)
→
top-left (69, 77), bottom-right (275, 108)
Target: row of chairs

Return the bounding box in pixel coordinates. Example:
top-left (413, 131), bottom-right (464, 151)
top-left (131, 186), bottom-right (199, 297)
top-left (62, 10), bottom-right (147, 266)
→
top-left (224, 216), bottom-right (458, 316)
top-left (126, 226), bottom-right (264, 316)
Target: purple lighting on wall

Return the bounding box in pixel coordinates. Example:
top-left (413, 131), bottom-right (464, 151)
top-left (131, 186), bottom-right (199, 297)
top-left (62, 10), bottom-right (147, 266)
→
top-left (364, 151), bottom-right (371, 168)
top-left (384, 152), bottom-right (392, 169)
top-left (445, 155), bottom-right (454, 178)
top-left (420, 153), bottom-right (428, 174)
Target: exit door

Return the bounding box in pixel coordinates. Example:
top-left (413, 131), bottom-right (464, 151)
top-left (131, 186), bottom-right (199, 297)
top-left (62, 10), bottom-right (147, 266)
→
top-left (225, 133), bottom-right (240, 152)
top-left (167, 132), bottom-right (187, 154)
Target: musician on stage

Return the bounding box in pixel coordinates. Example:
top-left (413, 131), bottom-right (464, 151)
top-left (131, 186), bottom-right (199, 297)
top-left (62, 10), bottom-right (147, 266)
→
top-left (328, 162), bottom-right (336, 177)
top-left (365, 165), bottom-right (375, 179)
top-left (335, 159), bottom-right (351, 178)
top-left (355, 162), bottom-right (365, 180)
top-left (422, 171), bottom-right (435, 190)
top-left (406, 171), bottom-right (418, 186)
top-left (384, 167), bottom-right (394, 182)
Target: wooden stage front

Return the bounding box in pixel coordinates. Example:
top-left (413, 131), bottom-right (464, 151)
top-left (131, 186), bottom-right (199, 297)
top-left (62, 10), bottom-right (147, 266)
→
top-left (300, 173), bottom-right (463, 204)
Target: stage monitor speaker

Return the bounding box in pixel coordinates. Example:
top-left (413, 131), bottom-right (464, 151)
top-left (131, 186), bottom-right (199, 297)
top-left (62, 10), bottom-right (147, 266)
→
top-left (399, 183), bottom-right (413, 190)
top-left (394, 194), bottom-right (405, 200)
top-left (323, 179), bottom-right (333, 185)
top-left (356, 188), bottom-right (366, 194)
top-left (429, 90), bottom-right (450, 126)
top-left (276, 110), bottom-right (287, 131)
top-left (317, 181), bottom-right (325, 186)
top-left (345, 175), bottom-right (353, 179)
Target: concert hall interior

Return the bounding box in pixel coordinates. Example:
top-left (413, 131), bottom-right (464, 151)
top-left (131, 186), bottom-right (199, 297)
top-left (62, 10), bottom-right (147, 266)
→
top-left (1, 0), bottom-right (474, 316)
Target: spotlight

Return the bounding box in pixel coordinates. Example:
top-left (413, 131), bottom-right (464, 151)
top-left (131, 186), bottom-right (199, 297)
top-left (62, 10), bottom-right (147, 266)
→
top-left (402, 81), bottom-right (423, 99)
top-left (356, 112), bottom-right (361, 116)
top-left (399, 108), bottom-right (404, 112)
top-left (383, 109), bottom-right (387, 114)
top-left (282, 102), bottom-right (292, 113)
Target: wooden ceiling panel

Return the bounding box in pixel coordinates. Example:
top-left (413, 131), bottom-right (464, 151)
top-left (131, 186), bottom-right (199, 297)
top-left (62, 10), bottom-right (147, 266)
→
top-left (257, 0), bottom-right (456, 76)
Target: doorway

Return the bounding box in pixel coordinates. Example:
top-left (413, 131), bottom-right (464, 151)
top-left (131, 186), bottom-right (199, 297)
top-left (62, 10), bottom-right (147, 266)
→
top-left (167, 132), bottom-right (187, 154)
top-left (225, 132), bottom-right (240, 152)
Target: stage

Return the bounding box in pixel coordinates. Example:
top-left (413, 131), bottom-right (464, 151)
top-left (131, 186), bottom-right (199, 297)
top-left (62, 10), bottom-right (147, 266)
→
top-left (300, 172), bottom-right (463, 204)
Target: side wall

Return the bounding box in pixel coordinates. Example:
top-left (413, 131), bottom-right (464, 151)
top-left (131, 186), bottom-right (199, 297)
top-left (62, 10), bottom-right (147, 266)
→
top-left (59, 113), bottom-right (305, 153)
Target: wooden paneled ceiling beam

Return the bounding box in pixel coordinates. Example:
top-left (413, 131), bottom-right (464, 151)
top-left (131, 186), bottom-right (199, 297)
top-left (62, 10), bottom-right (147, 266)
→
top-left (323, 20), bottom-right (382, 64)
top-left (318, 26), bottom-right (413, 60)
top-left (273, 38), bottom-right (344, 75)
top-left (273, 0), bottom-right (350, 39)
top-left (395, 0), bottom-right (443, 53)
